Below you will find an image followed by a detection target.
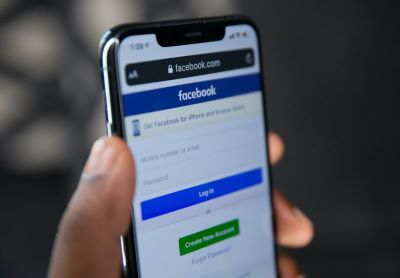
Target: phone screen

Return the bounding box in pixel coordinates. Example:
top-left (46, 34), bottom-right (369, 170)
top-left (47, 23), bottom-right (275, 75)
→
top-left (116, 23), bottom-right (276, 277)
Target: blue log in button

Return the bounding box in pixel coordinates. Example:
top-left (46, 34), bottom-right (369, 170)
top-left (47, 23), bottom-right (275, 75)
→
top-left (141, 168), bottom-right (263, 220)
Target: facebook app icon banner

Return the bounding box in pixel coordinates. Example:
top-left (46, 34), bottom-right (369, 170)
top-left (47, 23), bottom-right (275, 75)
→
top-left (122, 73), bottom-right (261, 116)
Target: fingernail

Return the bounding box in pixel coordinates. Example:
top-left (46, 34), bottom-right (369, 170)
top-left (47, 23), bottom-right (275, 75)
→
top-left (83, 138), bottom-right (118, 177)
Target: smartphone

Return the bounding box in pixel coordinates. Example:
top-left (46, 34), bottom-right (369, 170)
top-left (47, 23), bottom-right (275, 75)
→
top-left (99, 15), bottom-right (277, 278)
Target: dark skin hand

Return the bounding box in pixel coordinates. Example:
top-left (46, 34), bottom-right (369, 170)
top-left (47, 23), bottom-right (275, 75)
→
top-left (48, 133), bottom-right (313, 278)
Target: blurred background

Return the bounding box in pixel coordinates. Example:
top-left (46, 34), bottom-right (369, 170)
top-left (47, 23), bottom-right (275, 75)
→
top-left (0, 0), bottom-right (399, 277)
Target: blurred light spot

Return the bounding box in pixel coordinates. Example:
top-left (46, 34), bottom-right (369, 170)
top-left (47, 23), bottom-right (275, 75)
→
top-left (185, 0), bottom-right (238, 16)
top-left (0, 0), bottom-right (12, 15)
top-left (150, 8), bottom-right (186, 21)
top-left (0, 76), bottom-right (32, 134)
top-left (2, 117), bottom-right (73, 173)
top-left (70, 0), bottom-right (146, 53)
top-left (0, 9), bottom-right (66, 79)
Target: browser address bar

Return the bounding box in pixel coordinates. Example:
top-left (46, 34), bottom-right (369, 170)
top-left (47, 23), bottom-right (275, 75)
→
top-left (125, 48), bottom-right (255, 86)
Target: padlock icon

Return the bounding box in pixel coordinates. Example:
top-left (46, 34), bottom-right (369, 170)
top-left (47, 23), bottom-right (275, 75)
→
top-left (168, 64), bottom-right (173, 74)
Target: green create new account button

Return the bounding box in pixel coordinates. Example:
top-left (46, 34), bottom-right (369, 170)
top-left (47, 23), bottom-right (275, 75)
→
top-left (179, 219), bottom-right (240, 256)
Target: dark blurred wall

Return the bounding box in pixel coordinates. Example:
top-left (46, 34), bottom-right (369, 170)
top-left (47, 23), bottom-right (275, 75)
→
top-left (0, 0), bottom-right (399, 277)
top-left (242, 0), bottom-right (400, 276)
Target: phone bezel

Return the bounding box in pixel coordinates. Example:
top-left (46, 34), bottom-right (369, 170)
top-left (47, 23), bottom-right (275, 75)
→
top-left (99, 15), bottom-right (279, 278)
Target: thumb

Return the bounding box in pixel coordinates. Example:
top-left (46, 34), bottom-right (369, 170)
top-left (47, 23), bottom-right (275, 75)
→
top-left (48, 137), bottom-right (135, 278)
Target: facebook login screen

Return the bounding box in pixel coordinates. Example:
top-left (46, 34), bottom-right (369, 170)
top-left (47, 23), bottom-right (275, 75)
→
top-left (117, 24), bottom-right (276, 277)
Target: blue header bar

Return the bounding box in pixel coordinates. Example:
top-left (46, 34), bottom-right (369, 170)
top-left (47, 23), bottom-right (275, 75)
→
top-left (123, 73), bottom-right (261, 116)
top-left (141, 168), bottom-right (263, 220)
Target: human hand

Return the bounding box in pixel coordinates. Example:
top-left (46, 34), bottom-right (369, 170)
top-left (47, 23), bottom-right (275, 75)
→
top-left (268, 133), bottom-right (314, 277)
top-left (48, 134), bottom-right (313, 278)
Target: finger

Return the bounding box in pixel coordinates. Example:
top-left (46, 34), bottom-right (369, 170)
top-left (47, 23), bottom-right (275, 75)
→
top-left (274, 190), bottom-right (314, 248)
top-left (48, 137), bottom-right (135, 278)
top-left (278, 251), bottom-right (304, 278)
top-left (268, 132), bottom-right (285, 165)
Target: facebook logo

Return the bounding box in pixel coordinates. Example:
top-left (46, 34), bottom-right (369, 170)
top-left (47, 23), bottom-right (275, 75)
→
top-left (132, 119), bottom-right (141, 137)
top-left (178, 84), bottom-right (216, 101)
